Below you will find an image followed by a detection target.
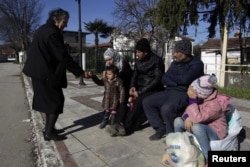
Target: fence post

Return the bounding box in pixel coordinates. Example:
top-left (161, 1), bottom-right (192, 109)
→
top-left (219, 23), bottom-right (228, 87)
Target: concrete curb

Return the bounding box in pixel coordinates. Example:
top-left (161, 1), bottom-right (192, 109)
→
top-left (23, 73), bottom-right (64, 167)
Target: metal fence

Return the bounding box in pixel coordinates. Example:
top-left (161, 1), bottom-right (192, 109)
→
top-left (71, 48), bottom-right (135, 74)
top-left (225, 64), bottom-right (250, 89)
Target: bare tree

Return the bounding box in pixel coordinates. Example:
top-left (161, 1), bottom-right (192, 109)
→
top-left (113, 0), bottom-right (158, 40)
top-left (113, 0), bottom-right (169, 59)
top-left (0, 0), bottom-right (43, 52)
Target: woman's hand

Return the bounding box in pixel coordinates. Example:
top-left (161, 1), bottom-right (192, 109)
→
top-left (82, 72), bottom-right (89, 78)
top-left (84, 71), bottom-right (95, 78)
top-left (184, 117), bottom-right (193, 132)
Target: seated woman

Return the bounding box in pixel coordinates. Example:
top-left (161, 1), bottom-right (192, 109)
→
top-left (173, 74), bottom-right (231, 167)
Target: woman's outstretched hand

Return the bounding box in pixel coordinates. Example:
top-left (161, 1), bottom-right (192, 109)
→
top-left (84, 71), bottom-right (95, 78)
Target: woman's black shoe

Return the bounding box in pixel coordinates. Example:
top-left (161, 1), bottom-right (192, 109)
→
top-left (43, 132), bottom-right (67, 141)
top-left (54, 128), bottom-right (65, 134)
top-left (43, 128), bottom-right (65, 134)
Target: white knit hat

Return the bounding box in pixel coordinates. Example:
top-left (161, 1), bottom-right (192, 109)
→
top-left (191, 74), bottom-right (217, 99)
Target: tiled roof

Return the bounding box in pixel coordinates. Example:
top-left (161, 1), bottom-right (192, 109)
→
top-left (1, 47), bottom-right (15, 55)
top-left (201, 37), bottom-right (250, 50)
top-left (177, 35), bottom-right (195, 42)
top-left (87, 42), bottom-right (111, 48)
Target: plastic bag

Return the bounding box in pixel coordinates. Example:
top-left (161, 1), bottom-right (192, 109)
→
top-left (210, 104), bottom-right (242, 151)
top-left (164, 132), bottom-right (205, 167)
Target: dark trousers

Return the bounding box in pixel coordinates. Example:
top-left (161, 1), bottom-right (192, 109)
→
top-left (125, 91), bottom-right (157, 130)
top-left (143, 88), bottom-right (188, 134)
top-left (115, 102), bottom-right (128, 125)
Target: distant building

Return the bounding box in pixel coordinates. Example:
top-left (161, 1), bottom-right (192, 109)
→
top-left (62, 30), bottom-right (90, 47)
top-left (0, 30), bottom-right (90, 63)
top-left (0, 46), bottom-right (16, 62)
top-left (201, 33), bottom-right (250, 78)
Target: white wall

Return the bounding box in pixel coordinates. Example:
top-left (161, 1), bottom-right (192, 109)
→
top-left (201, 49), bottom-right (241, 81)
top-left (201, 51), bottom-right (221, 79)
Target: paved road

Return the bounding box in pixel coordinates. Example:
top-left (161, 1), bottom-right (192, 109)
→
top-left (0, 62), bottom-right (35, 167)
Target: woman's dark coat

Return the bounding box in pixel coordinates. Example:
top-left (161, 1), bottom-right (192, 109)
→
top-left (23, 20), bottom-right (84, 114)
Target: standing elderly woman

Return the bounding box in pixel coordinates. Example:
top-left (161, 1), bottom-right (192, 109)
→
top-left (23, 8), bottom-right (86, 141)
top-left (88, 48), bottom-right (133, 135)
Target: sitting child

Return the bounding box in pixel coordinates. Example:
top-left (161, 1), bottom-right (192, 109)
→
top-left (173, 74), bottom-right (231, 166)
top-left (99, 65), bottom-right (126, 136)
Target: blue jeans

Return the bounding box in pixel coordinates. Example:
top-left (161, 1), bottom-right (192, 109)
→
top-left (174, 117), bottom-right (219, 160)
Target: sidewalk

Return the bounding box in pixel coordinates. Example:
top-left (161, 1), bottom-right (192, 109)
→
top-left (23, 72), bottom-right (250, 167)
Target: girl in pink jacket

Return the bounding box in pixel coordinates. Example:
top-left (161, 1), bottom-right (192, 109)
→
top-left (174, 74), bottom-right (231, 164)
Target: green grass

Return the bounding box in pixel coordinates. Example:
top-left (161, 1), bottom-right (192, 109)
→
top-left (217, 86), bottom-right (250, 100)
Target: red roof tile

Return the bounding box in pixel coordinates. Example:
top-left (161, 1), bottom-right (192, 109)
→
top-left (201, 37), bottom-right (250, 50)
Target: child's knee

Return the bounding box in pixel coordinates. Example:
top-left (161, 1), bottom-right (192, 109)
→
top-left (191, 124), bottom-right (202, 133)
top-left (174, 117), bottom-right (183, 126)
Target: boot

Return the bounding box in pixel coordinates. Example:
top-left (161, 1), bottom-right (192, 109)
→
top-left (116, 123), bottom-right (126, 136)
top-left (109, 124), bottom-right (118, 137)
top-left (110, 114), bottom-right (116, 125)
top-left (43, 114), bottom-right (67, 141)
top-left (105, 124), bottom-right (116, 137)
top-left (43, 127), bottom-right (65, 134)
top-left (99, 112), bottom-right (110, 129)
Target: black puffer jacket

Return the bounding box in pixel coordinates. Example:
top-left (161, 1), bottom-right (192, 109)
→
top-left (130, 52), bottom-right (165, 95)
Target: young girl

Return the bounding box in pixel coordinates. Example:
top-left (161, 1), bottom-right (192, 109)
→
top-left (99, 65), bottom-right (126, 136)
top-left (87, 48), bottom-right (132, 136)
top-left (173, 74), bottom-right (231, 166)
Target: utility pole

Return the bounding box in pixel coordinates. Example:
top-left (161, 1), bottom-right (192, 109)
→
top-left (219, 23), bottom-right (228, 87)
top-left (76, 0), bottom-right (86, 85)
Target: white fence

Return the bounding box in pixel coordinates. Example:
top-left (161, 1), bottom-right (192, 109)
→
top-left (204, 63), bottom-right (250, 89)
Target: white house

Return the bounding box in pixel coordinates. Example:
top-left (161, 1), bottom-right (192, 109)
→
top-left (201, 33), bottom-right (250, 84)
top-left (201, 36), bottom-right (250, 73)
